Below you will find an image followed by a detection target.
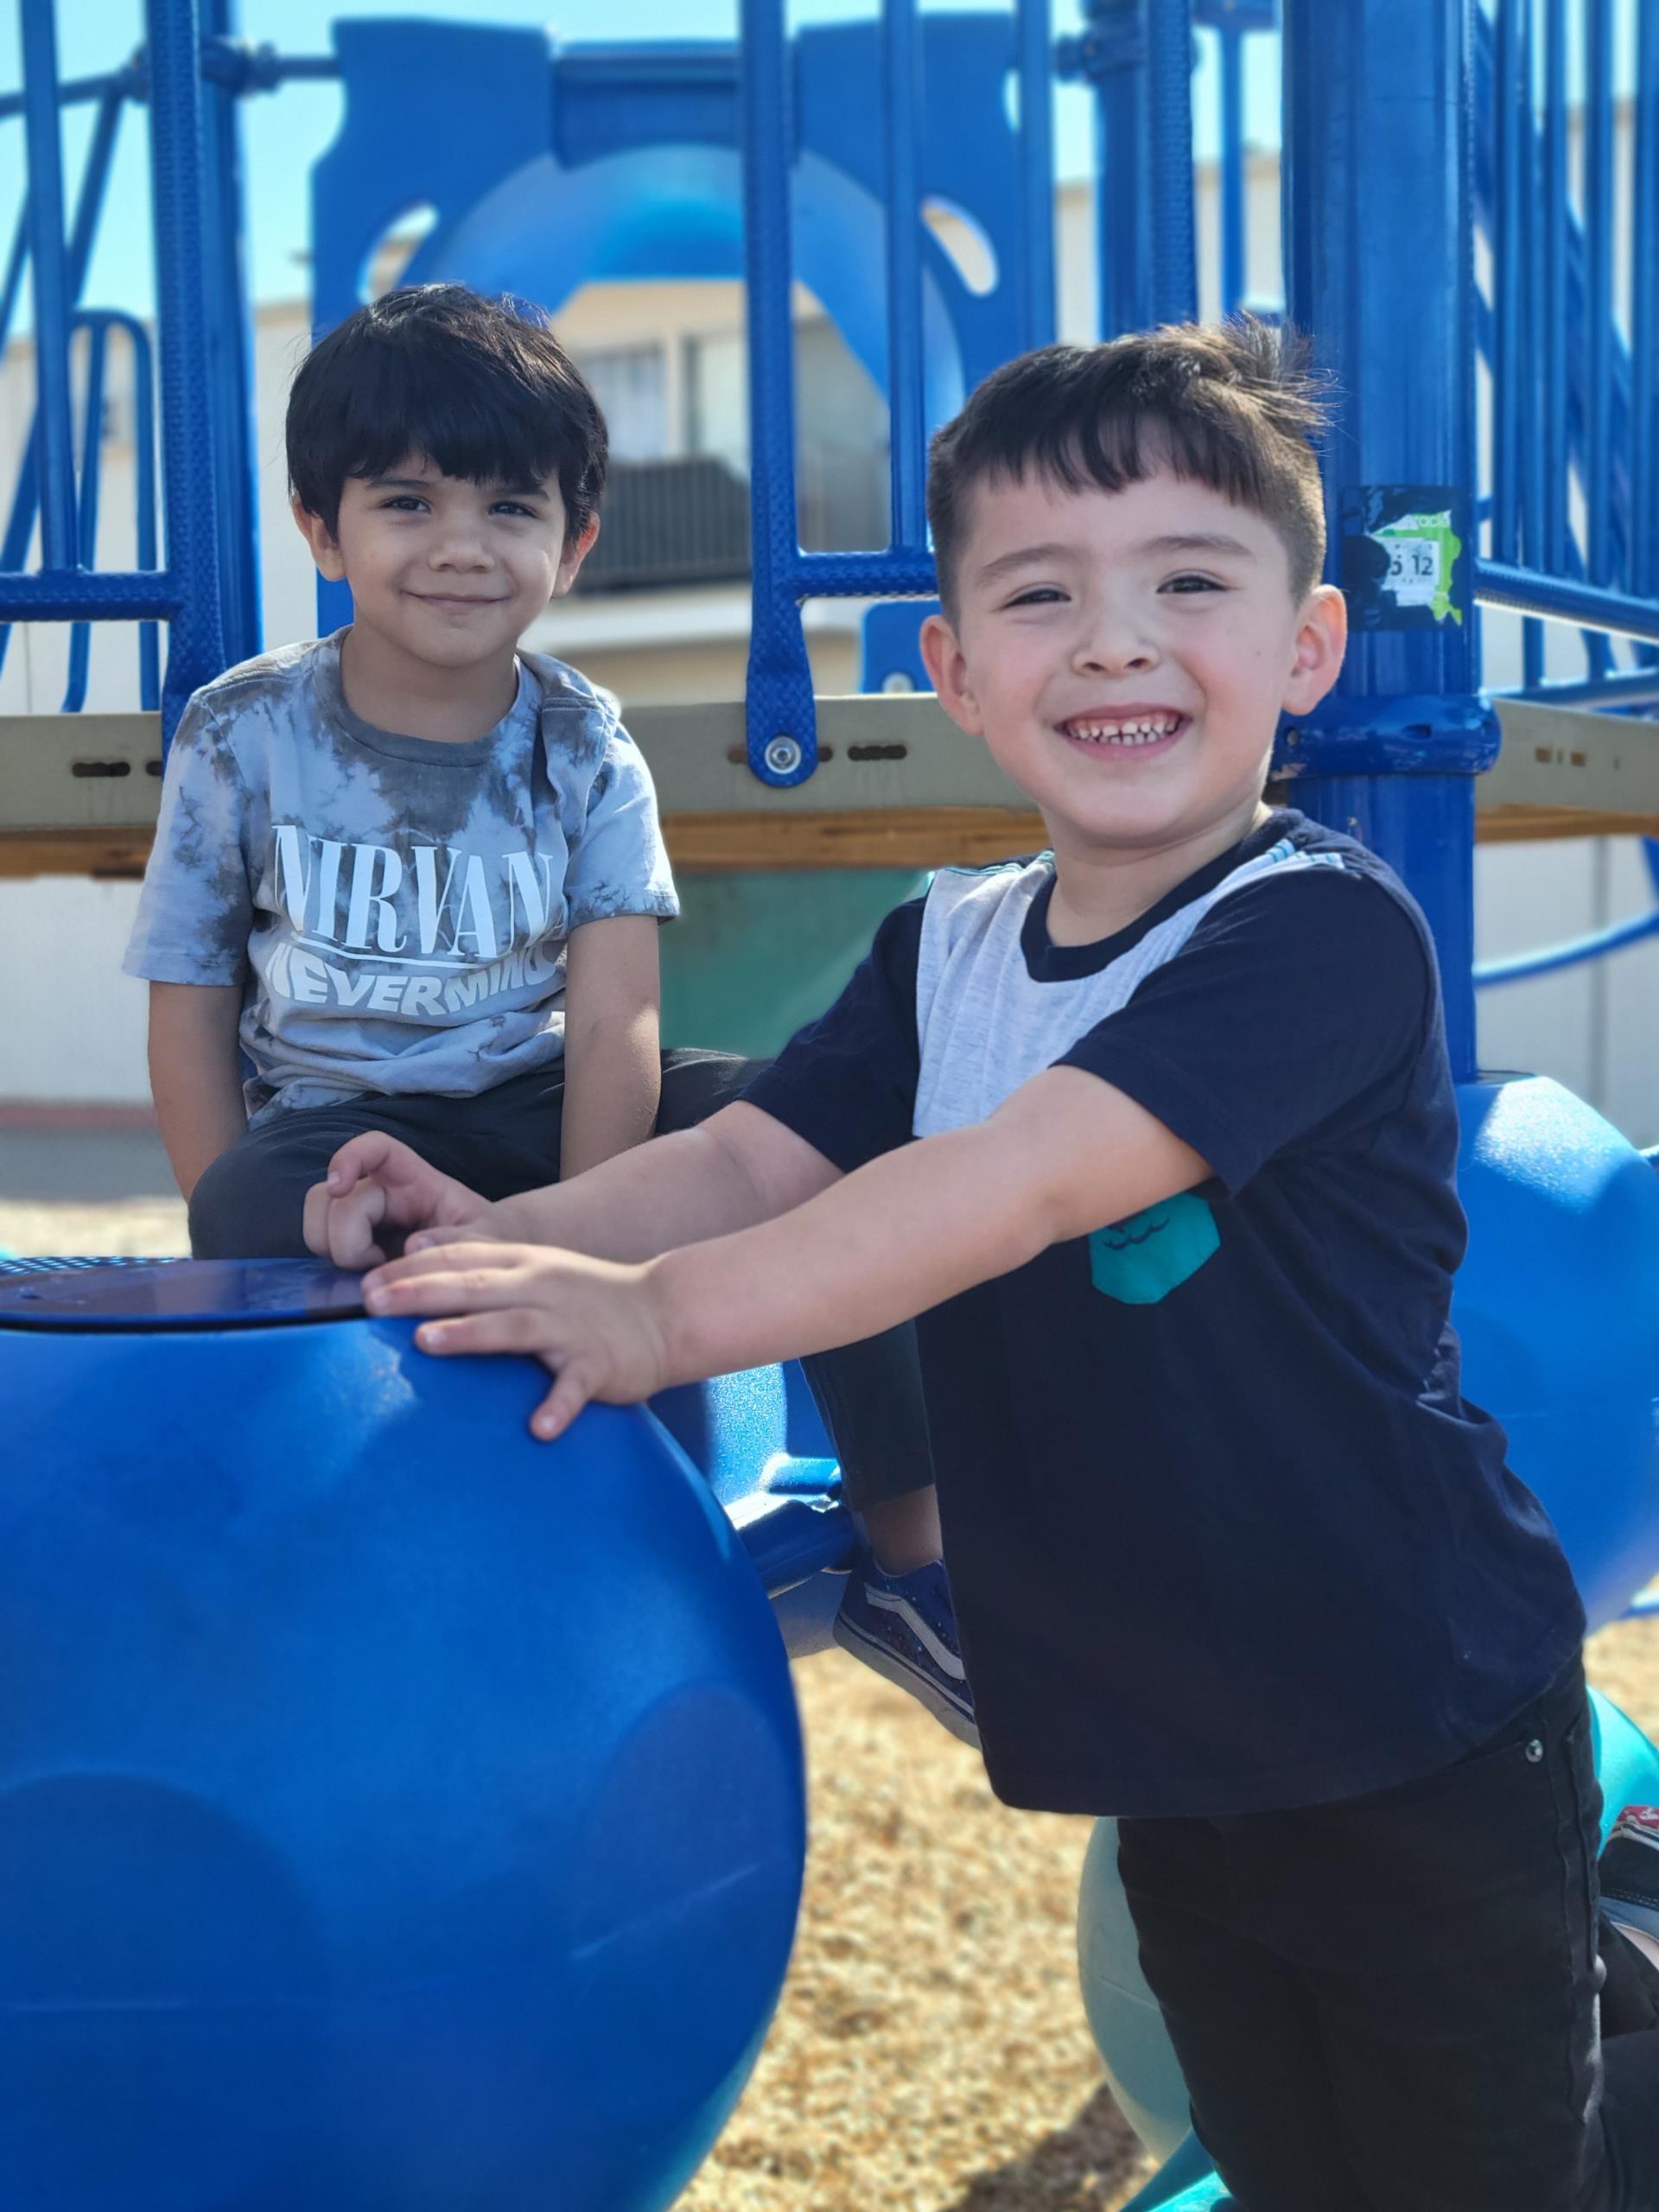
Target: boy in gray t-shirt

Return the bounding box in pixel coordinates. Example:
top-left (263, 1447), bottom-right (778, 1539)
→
top-left (128, 285), bottom-right (703, 1257)
top-left (128, 282), bottom-right (951, 1721)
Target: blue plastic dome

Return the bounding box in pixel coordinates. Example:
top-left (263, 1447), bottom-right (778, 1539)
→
top-left (0, 1262), bottom-right (805, 2212)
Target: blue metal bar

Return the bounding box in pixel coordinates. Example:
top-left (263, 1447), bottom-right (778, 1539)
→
top-left (1518, 0), bottom-right (1544, 691)
top-left (201, 0), bottom-right (264, 665)
top-left (1491, 665), bottom-right (1659, 708)
top-left (1475, 906), bottom-right (1659, 988)
top-left (122, 312), bottom-right (162, 711)
top-left (1217, 22), bottom-right (1246, 315)
top-left (883, 0), bottom-right (927, 556)
top-left (0, 200), bottom-right (28, 357)
top-left (1477, 561), bottom-right (1659, 646)
top-left (1491, 0), bottom-right (1523, 567)
top-left (0, 66), bottom-right (137, 123)
top-left (1541, 0), bottom-right (1567, 591)
top-left (1584, 0), bottom-right (1615, 587)
top-left (739, 0), bottom-right (817, 787)
top-left (1084, 0), bottom-right (1153, 340)
top-left (1633, 0), bottom-right (1659, 601)
top-left (0, 572), bottom-right (181, 620)
top-left (1283, 0), bottom-right (1486, 1081)
top-left (0, 88), bottom-right (125, 683)
top-left (1147, 0), bottom-right (1198, 324)
top-left (19, 0), bottom-right (79, 570)
top-left (1015, 0), bottom-right (1058, 346)
top-left (145, 0), bottom-right (229, 734)
top-left (61, 315), bottom-right (110, 712)
top-left (793, 550), bottom-right (937, 596)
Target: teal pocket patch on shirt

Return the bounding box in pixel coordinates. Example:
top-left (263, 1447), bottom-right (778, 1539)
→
top-left (1088, 1193), bottom-right (1220, 1306)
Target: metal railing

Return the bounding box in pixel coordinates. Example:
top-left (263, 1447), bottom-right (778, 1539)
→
top-left (2, 0), bottom-right (234, 731)
top-left (736, 0), bottom-right (1058, 787)
top-left (1473, 0), bottom-right (1659, 705)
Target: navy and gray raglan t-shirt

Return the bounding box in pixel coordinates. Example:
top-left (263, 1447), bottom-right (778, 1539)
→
top-left (743, 809), bottom-right (1584, 1819)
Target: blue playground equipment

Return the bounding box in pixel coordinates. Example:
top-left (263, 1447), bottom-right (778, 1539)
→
top-left (4, 0), bottom-right (1659, 2205)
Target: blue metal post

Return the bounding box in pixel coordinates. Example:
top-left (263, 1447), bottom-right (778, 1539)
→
top-left (144, 0), bottom-right (228, 735)
top-left (1082, 1), bottom-right (1154, 339)
top-left (739, 0), bottom-right (817, 786)
top-left (200, 0), bottom-right (264, 667)
top-left (884, 0), bottom-right (927, 554)
top-left (1632, 0), bottom-right (1659, 603)
top-left (18, 0), bottom-right (78, 570)
top-left (1147, 0), bottom-right (1198, 325)
top-left (1584, 0), bottom-right (1615, 587)
top-left (1016, 0), bottom-right (1058, 346)
top-left (1217, 22), bottom-right (1246, 315)
top-left (1282, 0), bottom-right (1493, 1081)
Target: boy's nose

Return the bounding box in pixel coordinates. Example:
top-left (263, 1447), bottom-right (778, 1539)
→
top-left (429, 532), bottom-right (493, 570)
top-left (1072, 623), bottom-right (1159, 676)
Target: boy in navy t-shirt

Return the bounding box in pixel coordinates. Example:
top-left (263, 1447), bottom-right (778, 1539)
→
top-left (310, 321), bottom-right (1659, 2205)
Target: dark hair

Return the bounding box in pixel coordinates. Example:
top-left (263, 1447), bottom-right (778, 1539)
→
top-left (926, 316), bottom-right (1330, 615)
top-left (287, 284), bottom-right (607, 541)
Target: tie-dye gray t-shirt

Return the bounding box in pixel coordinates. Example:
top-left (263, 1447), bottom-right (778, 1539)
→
top-left (124, 631), bottom-right (677, 1119)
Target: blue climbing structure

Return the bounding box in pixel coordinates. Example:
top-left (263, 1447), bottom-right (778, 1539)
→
top-left (3, 3), bottom-right (1659, 2207)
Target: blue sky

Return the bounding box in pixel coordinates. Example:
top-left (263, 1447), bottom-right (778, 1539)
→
top-left (1, 0), bottom-right (1278, 327)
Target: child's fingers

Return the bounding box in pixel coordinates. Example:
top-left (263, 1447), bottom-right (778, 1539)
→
top-left (301, 1178), bottom-right (334, 1257)
top-left (412, 1306), bottom-right (553, 1357)
top-left (363, 1244), bottom-right (528, 1313)
top-left (405, 1224), bottom-right (481, 1254)
top-left (321, 1181), bottom-right (388, 1272)
top-left (531, 1364), bottom-right (594, 1440)
top-left (323, 1129), bottom-right (406, 1195)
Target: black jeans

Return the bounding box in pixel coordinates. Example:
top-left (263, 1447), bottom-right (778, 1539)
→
top-left (1118, 1661), bottom-right (1659, 2211)
top-left (188, 1050), bottom-right (932, 1516)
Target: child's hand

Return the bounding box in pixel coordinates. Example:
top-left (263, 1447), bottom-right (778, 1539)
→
top-left (303, 1132), bottom-right (491, 1270)
top-left (360, 1242), bottom-right (673, 1440)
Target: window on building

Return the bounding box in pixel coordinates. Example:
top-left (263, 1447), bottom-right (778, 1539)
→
top-left (579, 343), bottom-right (670, 462)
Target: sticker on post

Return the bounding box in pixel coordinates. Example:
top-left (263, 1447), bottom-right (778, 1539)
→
top-left (1339, 486), bottom-right (1467, 630)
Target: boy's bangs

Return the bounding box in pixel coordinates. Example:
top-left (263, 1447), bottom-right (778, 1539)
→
top-left (337, 347), bottom-right (571, 498)
top-left (1007, 406), bottom-right (1273, 521)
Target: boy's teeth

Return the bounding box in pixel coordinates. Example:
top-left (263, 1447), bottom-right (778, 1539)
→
top-left (1066, 714), bottom-right (1181, 744)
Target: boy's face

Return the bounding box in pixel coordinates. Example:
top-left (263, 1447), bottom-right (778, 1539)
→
top-left (920, 463), bottom-right (1346, 864)
top-left (293, 455), bottom-right (595, 674)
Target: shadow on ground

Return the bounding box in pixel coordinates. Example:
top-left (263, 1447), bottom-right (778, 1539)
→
top-left (945, 2085), bottom-right (1154, 2210)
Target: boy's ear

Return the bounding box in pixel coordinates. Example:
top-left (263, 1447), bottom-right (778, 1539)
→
top-left (918, 609), bottom-right (985, 737)
top-left (1282, 583), bottom-right (1348, 715)
top-left (553, 515), bottom-right (601, 597)
top-left (291, 494), bottom-right (346, 583)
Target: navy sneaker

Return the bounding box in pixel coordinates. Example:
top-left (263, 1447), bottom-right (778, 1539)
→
top-left (832, 1550), bottom-right (979, 1748)
top-left (1602, 1804), bottom-right (1659, 1944)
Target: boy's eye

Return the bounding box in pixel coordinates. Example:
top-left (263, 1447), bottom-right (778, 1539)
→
top-left (379, 496), bottom-right (428, 512)
top-left (491, 501), bottom-right (538, 518)
top-left (1004, 587), bottom-right (1067, 607)
top-left (1162, 573), bottom-right (1224, 594)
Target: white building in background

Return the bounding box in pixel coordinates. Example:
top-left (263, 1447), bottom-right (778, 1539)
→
top-left (1, 165), bottom-right (1656, 1142)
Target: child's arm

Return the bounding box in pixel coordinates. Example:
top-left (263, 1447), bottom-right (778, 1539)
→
top-left (148, 981), bottom-right (248, 1199)
top-left (557, 914), bottom-right (662, 1180)
top-left (361, 1066), bottom-right (1207, 1438)
top-left (307, 1102), bottom-right (836, 1269)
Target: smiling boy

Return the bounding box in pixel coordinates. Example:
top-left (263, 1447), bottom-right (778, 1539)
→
top-left (126, 284), bottom-right (692, 1252)
top-left (310, 321), bottom-right (1659, 2204)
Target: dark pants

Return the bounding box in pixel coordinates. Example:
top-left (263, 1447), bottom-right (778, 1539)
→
top-left (1118, 1660), bottom-right (1659, 2210)
top-left (188, 1050), bottom-right (932, 1515)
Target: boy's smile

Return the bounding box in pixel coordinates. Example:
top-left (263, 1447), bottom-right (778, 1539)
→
top-left (293, 455), bottom-right (597, 738)
top-left (921, 464), bottom-right (1346, 925)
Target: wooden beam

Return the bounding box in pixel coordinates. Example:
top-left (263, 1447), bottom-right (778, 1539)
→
top-left (2, 699), bottom-right (1657, 878)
